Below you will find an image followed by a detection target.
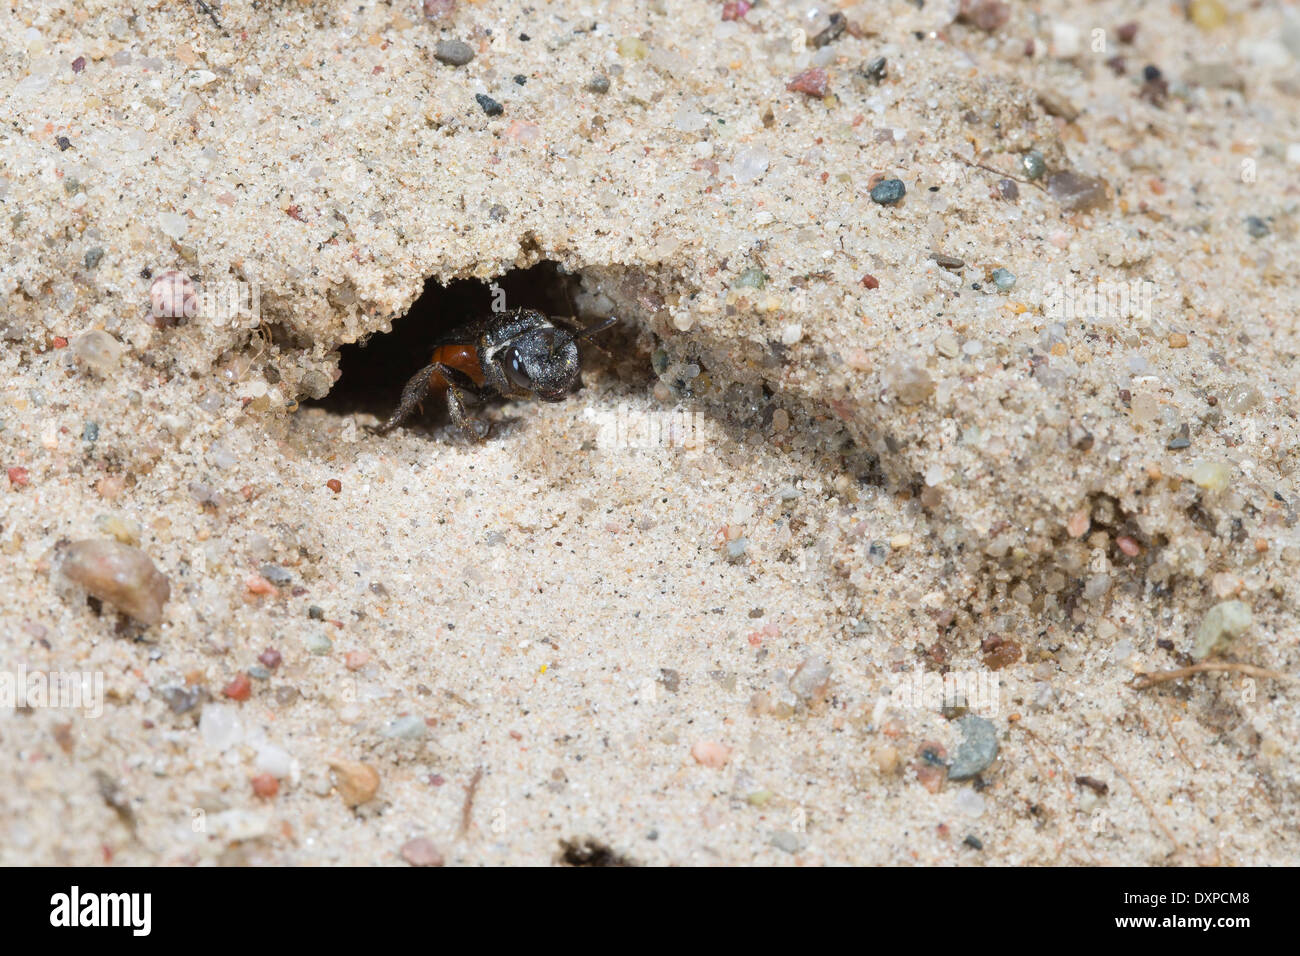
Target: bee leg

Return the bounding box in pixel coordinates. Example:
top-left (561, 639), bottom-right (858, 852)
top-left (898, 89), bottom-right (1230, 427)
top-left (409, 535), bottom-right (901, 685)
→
top-left (432, 363), bottom-right (490, 442)
top-left (372, 365), bottom-right (435, 434)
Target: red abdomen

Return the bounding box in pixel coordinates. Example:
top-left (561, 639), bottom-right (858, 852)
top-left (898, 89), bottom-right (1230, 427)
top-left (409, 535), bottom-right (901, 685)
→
top-left (428, 344), bottom-right (484, 391)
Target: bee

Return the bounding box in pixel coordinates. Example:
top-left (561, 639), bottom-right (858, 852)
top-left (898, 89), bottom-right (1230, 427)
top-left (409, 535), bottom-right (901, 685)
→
top-left (371, 308), bottom-right (617, 440)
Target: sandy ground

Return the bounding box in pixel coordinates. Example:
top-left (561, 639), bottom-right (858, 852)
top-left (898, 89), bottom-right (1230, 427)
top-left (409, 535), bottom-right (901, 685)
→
top-left (1, 0), bottom-right (1297, 865)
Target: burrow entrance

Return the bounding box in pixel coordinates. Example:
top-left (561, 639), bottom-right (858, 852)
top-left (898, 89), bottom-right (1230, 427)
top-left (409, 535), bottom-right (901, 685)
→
top-left (310, 261), bottom-right (640, 424)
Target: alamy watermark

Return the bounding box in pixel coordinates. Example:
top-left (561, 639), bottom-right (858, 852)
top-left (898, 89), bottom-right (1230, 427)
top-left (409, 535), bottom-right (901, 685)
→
top-left (889, 669), bottom-right (1001, 716)
top-left (1042, 278), bottom-right (1156, 324)
top-left (0, 666), bottom-right (104, 718)
top-left (150, 270), bottom-right (260, 325)
top-left (586, 402), bottom-right (705, 450)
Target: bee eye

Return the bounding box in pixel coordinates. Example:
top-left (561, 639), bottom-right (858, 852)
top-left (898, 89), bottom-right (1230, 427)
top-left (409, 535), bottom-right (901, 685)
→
top-left (501, 347), bottom-right (532, 389)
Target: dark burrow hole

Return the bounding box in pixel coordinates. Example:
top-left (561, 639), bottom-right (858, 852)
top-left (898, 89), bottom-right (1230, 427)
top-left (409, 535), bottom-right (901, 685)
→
top-left (557, 837), bottom-right (635, 867)
top-left (309, 261), bottom-right (622, 423)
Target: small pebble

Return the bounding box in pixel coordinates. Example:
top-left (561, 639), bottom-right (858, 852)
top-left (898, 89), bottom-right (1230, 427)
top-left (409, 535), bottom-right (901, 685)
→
top-left (811, 12), bottom-right (845, 48)
top-left (726, 538), bottom-right (749, 562)
top-left (95, 514), bottom-right (141, 545)
top-left (199, 703), bottom-right (243, 750)
top-left (870, 178), bottom-right (906, 205)
top-left (305, 632), bottom-right (333, 655)
top-left (84, 247), bottom-right (104, 270)
top-left (1167, 435), bottom-right (1191, 450)
top-left (993, 178), bottom-right (1019, 200)
top-left (259, 564), bottom-right (292, 586)
top-left (326, 479), bottom-right (342, 494)
top-left (245, 573), bottom-right (276, 596)
top-left (1046, 170), bottom-right (1109, 212)
top-left (958, 0), bottom-right (1011, 31)
top-left (71, 330), bottom-right (123, 374)
top-left (721, 1), bottom-right (751, 21)
top-left (991, 268), bottom-right (1016, 292)
top-left (1188, 0), bottom-right (1227, 30)
top-left (328, 759), bottom-right (380, 806)
top-left (82, 421), bottom-right (99, 443)
top-left (862, 57), bottom-right (887, 83)
top-left (947, 715), bottom-right (998, 780)
top-left (1191, 461), bottom-right (1231, 492)
top-left (475, 93), bottom-right (503, 116)
top-left (258, 648), bottom-right (282, 669)
top-left (382, 715), bottom-right (428, 740)
top-left (786, 68), bottom-right (829, 98)
top-left (400, 837), bottom-right (445, 867)
top-left (1020, 150), bottom-right (1046, 180)
top-left (691, 740), bottom-right (731, 768)
top-left (251, 773), bottom-right (278, 798)
top-left (60, 540), bottom-right (170, 626)
top-left (586, 74), bottom-right (610, 94)
top-left (222, 673), bottom-right (252, 701)
top-left (433, 39), bottom-right (474, 66)
top-left (788, 657), bottom-right (832, 702)
top-left (770, 830), bottom-right (806, 854)
top-left (1245, 216), bottom-right (1269, 239)
top-left (422, 0), bottom-right (456, 20)
top-left (1192, 600), bottom-right (1252, 660)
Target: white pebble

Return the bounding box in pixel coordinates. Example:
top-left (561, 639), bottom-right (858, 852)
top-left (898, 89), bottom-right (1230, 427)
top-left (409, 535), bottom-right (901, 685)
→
top-left (199, 703), bottom-right (243, 751)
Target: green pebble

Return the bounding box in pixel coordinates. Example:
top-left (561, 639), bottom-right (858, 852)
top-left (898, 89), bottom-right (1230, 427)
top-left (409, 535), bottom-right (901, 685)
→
top-left (870, 178), bottom-right (906, 205)
top-left (305, 633), bottom-right (333, 655)
top-left (733, 267), bottom-right (766, 289)
top-left (1021, 150), bottom-right (1046, 180)
top-left (1192, 600), bottom-right (1252, 660)
top-left (991, 268), bottom-right (1016, 292)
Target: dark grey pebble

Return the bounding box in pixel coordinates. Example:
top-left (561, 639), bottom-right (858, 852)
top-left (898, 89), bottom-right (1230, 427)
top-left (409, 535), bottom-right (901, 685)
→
top-left (1245, 216), bottom-right (1269, 239)
top-left (811, 12), bottom-right (845, 47)
top-left (586, 74), bottom-right (610, 94)
top-left (259, 564), bottom-right (292, 586)
top-left (475, 93), bottom-right (503, 116)
top-left (871, 178), bottom-right (906, 205)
